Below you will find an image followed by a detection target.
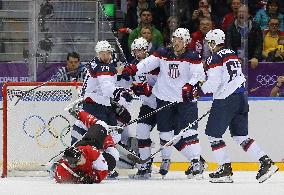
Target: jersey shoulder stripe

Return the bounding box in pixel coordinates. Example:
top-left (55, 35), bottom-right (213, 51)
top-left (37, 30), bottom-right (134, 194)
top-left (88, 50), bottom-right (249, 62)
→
top-left (152, 47), bottom-right (202, 64)
top-left (89, 60), bottom-right (117, 78)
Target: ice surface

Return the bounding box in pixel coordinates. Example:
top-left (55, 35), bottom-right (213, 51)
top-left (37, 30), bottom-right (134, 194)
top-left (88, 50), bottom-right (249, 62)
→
top-left (0, 171), bottom-right (283, 195)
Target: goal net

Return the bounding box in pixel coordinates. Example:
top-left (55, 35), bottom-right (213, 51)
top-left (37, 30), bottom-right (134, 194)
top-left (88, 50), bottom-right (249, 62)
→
top-left (1, 82), bottom-right (81, 177)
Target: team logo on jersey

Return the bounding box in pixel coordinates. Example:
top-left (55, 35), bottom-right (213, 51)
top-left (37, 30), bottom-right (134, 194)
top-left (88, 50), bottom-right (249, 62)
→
top-left (168, 63), bottom-right (180, 79)
top-left (138, 75), bottom-right (146, 82)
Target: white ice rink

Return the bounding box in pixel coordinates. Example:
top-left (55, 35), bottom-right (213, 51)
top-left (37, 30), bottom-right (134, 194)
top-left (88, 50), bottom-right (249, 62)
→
top-left (0, 171), bottom-right (283, 195)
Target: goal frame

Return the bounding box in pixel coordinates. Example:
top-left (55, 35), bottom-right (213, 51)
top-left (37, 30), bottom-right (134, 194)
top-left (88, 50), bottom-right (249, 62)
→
top-left (2, 82), bottom-right (81, 177)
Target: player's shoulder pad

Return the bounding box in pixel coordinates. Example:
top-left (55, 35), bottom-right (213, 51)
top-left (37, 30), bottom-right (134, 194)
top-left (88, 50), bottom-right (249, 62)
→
top-left (181, 49), bottom-right (202, 64)
top-left (216, 48), bottom-right (236, 58)
top-left (205, 52), bottom-right (222, 69)
top-left (90, 59), bottom-right (117, 77)
top-left (184, 49), bottom-right (202, 60)
top-left (216, 48), bottom-right (239, 63)
top-left (152, 46), bottom-right (170, 58)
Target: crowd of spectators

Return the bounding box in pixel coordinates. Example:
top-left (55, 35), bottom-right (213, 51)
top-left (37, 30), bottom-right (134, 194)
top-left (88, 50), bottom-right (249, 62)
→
top-left (118, 0), bottom-right (284, 66)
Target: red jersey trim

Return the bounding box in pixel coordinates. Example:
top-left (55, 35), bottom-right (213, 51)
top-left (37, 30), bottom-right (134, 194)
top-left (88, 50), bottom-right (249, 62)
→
top-left (208, 55), bottom-right (239, 69)
top-left (91, 71), bottom-right (115, 78)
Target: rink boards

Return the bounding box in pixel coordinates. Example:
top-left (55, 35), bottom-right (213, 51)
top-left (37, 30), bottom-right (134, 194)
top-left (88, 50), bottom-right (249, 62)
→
top-left (0, 98), bottom-right (284, 171)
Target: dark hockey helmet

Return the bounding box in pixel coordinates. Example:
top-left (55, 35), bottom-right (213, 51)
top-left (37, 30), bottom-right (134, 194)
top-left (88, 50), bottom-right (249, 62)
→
top-left (63, 147), bottom-right (82, 167)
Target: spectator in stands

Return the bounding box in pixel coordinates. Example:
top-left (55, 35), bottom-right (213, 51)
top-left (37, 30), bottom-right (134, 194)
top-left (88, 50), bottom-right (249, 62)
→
top-left (176, 0), bottom-right (199, 32)
top-left (139, 26), bottom-right (159, 53)
top-left (128, 8), bottom-right (163, 50)
top-left (188, 17), bottom-right (213, 60)
top-left (50, 52), bottom-right (85, 82)
top-left (266, 35), bottom-right (284, 61)
top-left (262, 17), bottom-right (284, 60)
top-left (151, 0), bottom-right (169, 33)
top-left (163, 16), bottom-right (180, 46)
top-left (270, 75), bottom-right (284, 96)
top-left (226, 5), bottom-right (263, 69)
top-left (191, 0), bottom-right (215, 33)
top-left (221, 0), bottom-right (242, 32)
top-left (211, 0), bottom-right (231, 29)
top-left (254, 0), bottom-right (284, 31)
top-left (123, 0), bottom-right (169, 31)
top-left (248, 0), bottom-right (266, 16)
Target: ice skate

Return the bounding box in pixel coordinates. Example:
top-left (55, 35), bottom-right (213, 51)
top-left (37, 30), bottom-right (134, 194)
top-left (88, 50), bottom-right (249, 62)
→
top-left (64, 98), bottom-right (84, 118)
top-left (256, 155), bottom-right (279, 183)
top-left (106, 170), bottom-right (119, 180)
top-left (129, 160), bottom-right (152, 180)
top-left (209, 163), bottom-right (233, 183)
top-left (159, 159), bottom-right (171, 178)
top-left (185, 157), bottom-right (207, 179)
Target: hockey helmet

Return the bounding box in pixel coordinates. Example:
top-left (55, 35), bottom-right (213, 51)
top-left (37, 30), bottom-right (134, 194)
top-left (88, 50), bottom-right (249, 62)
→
top-left (205, 29), bottom-right (225, 50)
top-left (172, 28), bottom-right (191, 46)
top-left (95, 40), bottom-right (113, 54)
top-left (131, 37), bottom-right (149, 57)
top-left (63, 147), bottom-right (82, 167)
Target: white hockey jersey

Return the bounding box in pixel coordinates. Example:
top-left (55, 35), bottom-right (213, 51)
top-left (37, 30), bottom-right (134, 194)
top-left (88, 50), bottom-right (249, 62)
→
top-left (136, 47), bottom-right (205, 102)
top-left (81, 58), bottom-right (118, 106)
top-left (201, 48), bottom-right (246, 99)
top-left (134, 62), bottom-right (158, 109)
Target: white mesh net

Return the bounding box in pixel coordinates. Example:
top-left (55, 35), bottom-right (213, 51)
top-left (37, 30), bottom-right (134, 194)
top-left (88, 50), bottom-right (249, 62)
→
top-left (1, 82), bottom-right (81, 177)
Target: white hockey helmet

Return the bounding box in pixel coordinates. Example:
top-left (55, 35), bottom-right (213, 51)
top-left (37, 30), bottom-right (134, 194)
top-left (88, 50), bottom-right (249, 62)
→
top-left (172, 28), bottom-right (191, 46)
top-left (205, 29), bottom-right (225, 50)
top-left (131, 37), bottom-right (149, 56)
top-left (95, 40), bottom-right (113, 54)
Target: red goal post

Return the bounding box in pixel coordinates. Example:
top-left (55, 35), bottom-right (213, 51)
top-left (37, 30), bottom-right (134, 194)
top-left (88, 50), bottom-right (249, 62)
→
top-left (1, 82), bottom-right (82, 177)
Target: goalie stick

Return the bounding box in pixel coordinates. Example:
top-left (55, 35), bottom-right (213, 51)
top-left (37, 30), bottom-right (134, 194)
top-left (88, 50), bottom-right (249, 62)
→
top-left (127, 110), bottom-right (211, 164)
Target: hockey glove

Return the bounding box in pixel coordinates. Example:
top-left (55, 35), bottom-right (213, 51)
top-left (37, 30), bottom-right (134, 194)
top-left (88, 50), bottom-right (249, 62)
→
top-left (131, 82), bottom-right (152, 97)
top-left (76, 171), bottom-right (94, 184)
top-left (121, 64), bottom-right (138, 81)
top-left (111, 99), bottom-right (131, 124)
top-left (182, 83), bottom-right (195, 102)
top-left (113, 88), bottom-right (133, 102)
top-left (182, 82), bottom-right (202, 102)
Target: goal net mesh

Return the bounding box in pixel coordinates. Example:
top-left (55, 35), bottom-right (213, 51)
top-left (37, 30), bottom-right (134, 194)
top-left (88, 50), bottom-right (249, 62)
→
top-left (1, 82), bottom-right (81, 177)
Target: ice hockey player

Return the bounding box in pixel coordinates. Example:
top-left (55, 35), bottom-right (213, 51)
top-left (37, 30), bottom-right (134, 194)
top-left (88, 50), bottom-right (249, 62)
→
top-left (122, 37), bottom-right (158, 179)
top-left (71, 40), bottom-right (133, 146)
top-left (53, 106), bottom-right (119, 183)
top-left (54, 145), bottom-right (113, 184)
top-left (64, 99), bottom-right (136, 179)
top-left (122, 28), bottom-right (207, 178)
top-left (183, 29), bottom-right (279, 183)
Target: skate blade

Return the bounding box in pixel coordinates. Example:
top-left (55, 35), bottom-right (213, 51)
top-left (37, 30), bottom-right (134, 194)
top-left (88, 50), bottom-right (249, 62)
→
top-left (161, 175), bottom-right (167, 179)
top-left (186, 173), bottom-right (204, 180)
top-left (209, 176), bottom-right (233, 183)
top-left (258, 165), bottom-right (279, 183)
top-left (128, 174), bottom-right (151, 180)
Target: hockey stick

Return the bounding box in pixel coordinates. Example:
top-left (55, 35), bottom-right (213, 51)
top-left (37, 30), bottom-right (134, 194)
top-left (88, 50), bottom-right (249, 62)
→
top-left (122, 101), bottom-right (177, 127)
top-left (60, 162), bottom-right (80, 178)
top-left (97, 0), bottom-right (129, 64)
top-left (128, 110), bottom-right (211, 164)
top-left (112, 101), bottom-right (177, 134)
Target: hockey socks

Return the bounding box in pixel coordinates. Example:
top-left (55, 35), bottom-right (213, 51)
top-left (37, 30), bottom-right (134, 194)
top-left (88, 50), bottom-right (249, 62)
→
top-left (210, 139), bottom-right (231, 165)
